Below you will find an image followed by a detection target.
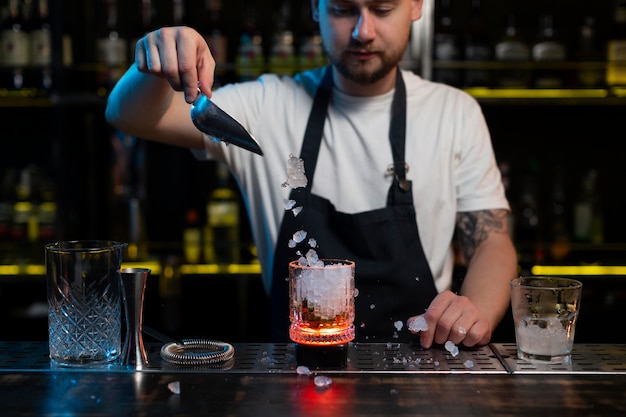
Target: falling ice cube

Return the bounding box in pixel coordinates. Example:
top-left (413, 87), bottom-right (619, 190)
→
top-left (292, 230), bottom-right (307, 243)
top-left (283, 199), bottom-right (297, 210)
top-left (283, 154), bottom-right (308, 189)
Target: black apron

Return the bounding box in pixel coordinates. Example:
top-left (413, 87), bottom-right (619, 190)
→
top-left (270, 66), bottom-right (438, 343)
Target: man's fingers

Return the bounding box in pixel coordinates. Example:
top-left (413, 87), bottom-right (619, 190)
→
top-left (135, 27), bottom-right (216, 102)
top-left (176, 28), bottom-right (215, 102)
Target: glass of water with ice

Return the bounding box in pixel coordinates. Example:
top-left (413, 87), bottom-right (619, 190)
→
top-left (510, 276), bottom-right (583, 365)
top-left (289, 259), bottom-right (355, 346)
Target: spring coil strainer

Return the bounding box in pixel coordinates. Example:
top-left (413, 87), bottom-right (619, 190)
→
top-left (160, 339), bottom-right (235, 366)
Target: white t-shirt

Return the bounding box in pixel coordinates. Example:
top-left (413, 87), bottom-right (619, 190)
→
top-left (193, 68), bottom-right (509, 295)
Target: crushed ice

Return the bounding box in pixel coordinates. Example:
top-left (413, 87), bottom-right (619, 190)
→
top-left (283, 199), bottom-right (297, 210)
top-left (282, 154), bottom-right (308, 189)
top-left (407, 316), bottom-right (428, 332)
top-left (167, 381), bottom-right (181, 395)
top-left (444, 341), bottom-right (459, 357)
top-left (292, 230), bottom-right (307, 243)
top-left (298, 249), bottom-right (324, 267)
top-left (314, 375), bottom-right (333, 388)
top-left (296, 365), bottom-right (311, 376)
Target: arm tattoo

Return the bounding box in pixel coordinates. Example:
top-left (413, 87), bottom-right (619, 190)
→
top-left (455, 210), bottom-right (509, 262)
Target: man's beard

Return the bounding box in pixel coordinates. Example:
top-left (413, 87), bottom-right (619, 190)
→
top-left (324, 39), bottom-right (406, 85)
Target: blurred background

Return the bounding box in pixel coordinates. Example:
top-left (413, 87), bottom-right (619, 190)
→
top-left (1, 0), bottom-right (625, 344)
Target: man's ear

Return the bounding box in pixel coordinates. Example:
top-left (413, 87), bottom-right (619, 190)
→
top-left (412, 0), bottom-right (424, 21)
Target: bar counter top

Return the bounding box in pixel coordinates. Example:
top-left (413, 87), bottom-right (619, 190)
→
top-left (1, 341), bottom-right (625, 416)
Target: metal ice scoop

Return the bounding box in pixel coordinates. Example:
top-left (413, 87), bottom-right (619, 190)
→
top-left (190, 93), bottom-right (263, 156)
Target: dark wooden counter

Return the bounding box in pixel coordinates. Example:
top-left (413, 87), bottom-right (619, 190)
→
top-left (0, 342), bottom-right (625, 417)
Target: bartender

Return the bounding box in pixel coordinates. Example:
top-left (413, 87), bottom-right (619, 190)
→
top-left (105, 0), bottom-right (518, 347)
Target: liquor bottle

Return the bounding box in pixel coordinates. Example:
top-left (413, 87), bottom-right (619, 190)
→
top-left (576, 17), bottom-right (604, 88)
top-left (0, 0), bottom-right (30, 92)
top-left (130, 0), bottom-right (156, 57)
top-left (494, 14), bottom-right (530, 88)
top-left (514, 159), bottom-right (542, 270)
top-left (432, 0), bottom-right (461, 86)
top-left (268, 2), bottom-right (296, 76)
top-left (11, 165), bottom-right (39, 264)
top-left (110, 130), bottom-right (148, 261)
top-left (171, 0), bottom-right (184, 25)
top-left (0, 168), bottom-right (16, 255)
top-left (606, 0), bottom-right (626, 87)
top-left (463, 0), bottom-right (491, 87)
top-left (548, 166), bottom-right (571, 263)
top-left (204, 0), bottom-right (228, 83)
top-left (235, 2), bottom-right (264, 81)
top-left (96, 0), bottom-right (128, 94)
top-left (531, 15), bottom-right (566, 88)
top-left (37, 176), bottom-right (56, 246)
top-left (204, 162), bottom-right (240, 265)
top-left (297, 0), bottom-right (326, 72)
top-left (28, 0), bottom-right (52, 94)
top-left (573, 169), bottom-right (603, 244)
top-left (183, 208), bottom-right (201, 264)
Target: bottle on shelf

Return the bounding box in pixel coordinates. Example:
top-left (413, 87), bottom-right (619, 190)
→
top-left (204, 162), bottom-right (240, 265)
top-left (514, 159), bottom-right (543, 270)
top-left (0, 168), bottom-right (16, 259)
top-left (606, 0), bottom-right (626, 88)
top-left (27, 0), bottom-right (52, 94)
top-left (11, 165), bottom-right (39, 265)
top-left (37, 175), bottom-right (56, 247)
top-left (95, 0), bottom-right (128, 94)
top-left (494, 14), bottom-right (530, 88)
top-left (573, 168), bottom-right (604, 244)
top-left (463, 0), bottom-right (492, 88)
top-left (576, 16), bottom-right (605, 88)
top-left (130, 0), bottom-right (156, 58)
top-left (183, 208), bottom-right (201, 264)
top-left (531, 14), bottom-right (567, 88)
top-left (432, 0), bottom-right (462, 86)
top-left (110, 130), bottom-right (148, 261)
top-left (171, 0), bottom-right (185, 26)
top-left (548, 166), bottom-right (571, 263)
top-left (268, 2), bottom-right (296, 76)
top-left (297, 0), bottom-right (326, 72)
top-left (235, 2), bottom-right (264, 82)
top-left (203, 0), bottom-right (228, 85)
top-left (0, 0), bottom-right (31, 92)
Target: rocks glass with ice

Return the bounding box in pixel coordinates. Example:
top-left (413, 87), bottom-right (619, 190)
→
top-left (289, 259), bottom-right (355, 345)
top-left (46, 240), bottom-right (128, 367)
top-left (510, 276), bottom-right (583, 364)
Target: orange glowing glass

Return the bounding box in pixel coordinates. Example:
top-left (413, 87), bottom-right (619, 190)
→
top-left (289, 259), bottom-right (355, 346)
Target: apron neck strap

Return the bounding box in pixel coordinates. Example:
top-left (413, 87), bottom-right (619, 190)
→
top-left (299, 66), bottom-right (333, 191)
top-left (299, 66), bottom-right (408, 194)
